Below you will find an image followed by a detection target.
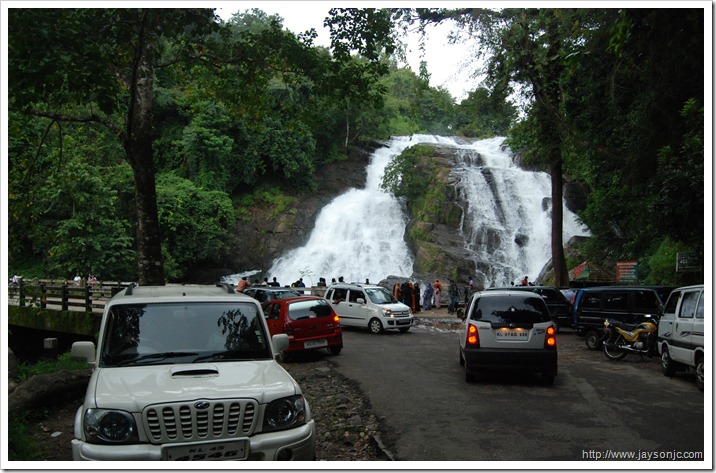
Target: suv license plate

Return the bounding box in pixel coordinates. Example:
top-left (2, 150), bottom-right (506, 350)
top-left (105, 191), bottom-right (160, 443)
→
top-left (163, 439), bottom-right (248, 461)
top-left (495, 329), bottom-right (528, 340)
top-left (304, 338), bottom-right (328, 349)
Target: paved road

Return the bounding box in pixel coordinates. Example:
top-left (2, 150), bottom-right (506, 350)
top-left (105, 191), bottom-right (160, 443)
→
top-left (332, 321), bottom-right (706, 464)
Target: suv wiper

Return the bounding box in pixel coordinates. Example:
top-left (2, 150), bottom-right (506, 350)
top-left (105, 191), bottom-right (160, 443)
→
top-left (193, 350), bottom-right (267, 363)
top-left (116, 351), bottom-right (198, 366)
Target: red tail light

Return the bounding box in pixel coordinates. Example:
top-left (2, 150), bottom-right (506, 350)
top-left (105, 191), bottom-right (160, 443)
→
top-left (544, 326), bottom-right (556, 348)
top-left (467, 324), bottom-right (480, 346)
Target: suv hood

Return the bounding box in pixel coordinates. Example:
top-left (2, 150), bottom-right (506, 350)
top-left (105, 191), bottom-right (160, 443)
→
top-left (91, 361), bottom-right (298, 412)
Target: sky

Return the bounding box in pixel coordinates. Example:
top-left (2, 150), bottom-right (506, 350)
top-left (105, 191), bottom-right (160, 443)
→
top-left (214, 2), bottom-right (483, 102)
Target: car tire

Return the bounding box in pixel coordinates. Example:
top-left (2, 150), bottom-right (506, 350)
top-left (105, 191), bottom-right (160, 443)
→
top-left (695, 355), bottom-right (704, 391)
top-left (661, 347), bottom-right (676, 377)
top-left (329, 346), bottom-right (342, 356)
top-left (368, 318), bottom-right (383, 334)
top-left (585, 330), bottom-right (603, 350)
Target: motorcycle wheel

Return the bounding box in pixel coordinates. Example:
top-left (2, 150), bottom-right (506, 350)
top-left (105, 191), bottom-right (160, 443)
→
top-left (603, 335), bottom-right (628, 361)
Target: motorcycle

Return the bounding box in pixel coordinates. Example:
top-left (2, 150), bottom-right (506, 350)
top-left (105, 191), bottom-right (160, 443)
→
top-left (602, 316), bottom-right (658, 361)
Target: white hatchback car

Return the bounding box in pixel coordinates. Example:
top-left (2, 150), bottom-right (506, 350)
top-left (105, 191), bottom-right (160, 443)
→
top-left (70, 284), bottom-right (315, 461)
top-left (458, 290), bottom-right (558, 384)
top-left (324, 283), bottom-right (413, 334)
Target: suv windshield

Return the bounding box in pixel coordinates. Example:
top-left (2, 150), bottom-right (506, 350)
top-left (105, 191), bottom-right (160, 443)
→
top-left (365, 287), bottom-right (398, 304)
top-left (100, 302), bottom-right (270, 366)
top-left (470, 295), bottom-right (551, 324)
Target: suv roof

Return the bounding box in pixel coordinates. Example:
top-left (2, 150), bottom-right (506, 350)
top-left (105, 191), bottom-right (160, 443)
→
top-left (109, 283), bottom-right (248, 305)
top-left (327, 283), bottom-right (384, 290)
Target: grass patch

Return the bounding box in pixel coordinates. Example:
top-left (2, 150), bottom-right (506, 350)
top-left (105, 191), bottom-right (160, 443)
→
top-left (14, 351), bottom-right (89, 383)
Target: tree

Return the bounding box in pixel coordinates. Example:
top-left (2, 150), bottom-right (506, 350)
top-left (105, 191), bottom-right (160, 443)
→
top-left (9, 9), bottom-right (219, 285)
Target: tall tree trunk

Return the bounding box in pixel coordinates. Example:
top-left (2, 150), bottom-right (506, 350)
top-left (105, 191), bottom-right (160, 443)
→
top-left (124, 13), bottom-right (165, 286)
top-left (551, 160), bottom-right (569, 286)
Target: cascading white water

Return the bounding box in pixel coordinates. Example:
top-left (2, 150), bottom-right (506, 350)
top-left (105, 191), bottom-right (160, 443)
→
top-left (451, 137), bottom-right (589, 287)
top-left (225, 135), bottom-right (589, 287)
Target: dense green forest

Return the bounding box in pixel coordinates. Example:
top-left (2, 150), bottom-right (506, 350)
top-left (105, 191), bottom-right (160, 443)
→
top-left (7, 7), bottom-right (704, 286)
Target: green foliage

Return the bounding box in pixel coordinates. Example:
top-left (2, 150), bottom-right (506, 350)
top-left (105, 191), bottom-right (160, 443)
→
top-left (381, 144), bottom-right (433, 199)
top-left (156, 173), bottom-right (238, 281)
top-left (644, 238), bottom-right (695, 287)
top-left (455, 87), bottom-right (516, 138)
top-left (14, 352), bottom-right (89, 383)
top-left (8, 416), bottom-right (38, 460)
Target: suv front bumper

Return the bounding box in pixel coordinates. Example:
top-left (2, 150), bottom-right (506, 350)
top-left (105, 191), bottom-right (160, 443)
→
top-left (72, 420), bottom-right (315, 461)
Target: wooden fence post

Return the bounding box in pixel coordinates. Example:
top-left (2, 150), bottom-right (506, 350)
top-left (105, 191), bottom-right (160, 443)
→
top-left (61, 285), bottom-right (69, 311)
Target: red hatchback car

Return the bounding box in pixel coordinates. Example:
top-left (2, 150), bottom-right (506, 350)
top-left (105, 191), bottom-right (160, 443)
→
top-left (264, 296), bottom-right (343, 360)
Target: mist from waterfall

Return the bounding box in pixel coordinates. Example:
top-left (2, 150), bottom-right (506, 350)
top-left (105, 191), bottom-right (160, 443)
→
top-left (224, 135), bottom-right (589, 287)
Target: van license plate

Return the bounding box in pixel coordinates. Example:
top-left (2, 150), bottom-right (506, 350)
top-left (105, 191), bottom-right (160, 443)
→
top-left (163, 439), bottom-right (248, 461)
top-left (304, 338), bottom-right (328, 349)
top-left (496, 329), bottom-right (528, 340)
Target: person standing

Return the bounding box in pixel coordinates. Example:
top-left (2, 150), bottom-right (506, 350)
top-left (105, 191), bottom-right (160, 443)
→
top-left (433, 279), bottom-right (443, 309)
top-left (448, 280), bottom-right (460, 314)
top-left (422, 283), bottom-right (433, 311)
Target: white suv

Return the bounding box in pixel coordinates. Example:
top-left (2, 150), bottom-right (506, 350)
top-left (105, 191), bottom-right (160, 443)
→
top-left (657, 284), bottom-right (705, 391)
top-left (458, 290), bottom-right (558, 384)
top-left (70, 284), bottom-right (315, 461)
top-left (324, 283), bottom-right (413, 334)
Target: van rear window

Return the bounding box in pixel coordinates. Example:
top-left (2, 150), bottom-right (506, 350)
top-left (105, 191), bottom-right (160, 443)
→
top-left (469, 295), bottom-right (551, 324)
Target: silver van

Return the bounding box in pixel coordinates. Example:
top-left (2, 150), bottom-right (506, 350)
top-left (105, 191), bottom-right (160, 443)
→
top-left (657, 284), bottom-right (705, 391)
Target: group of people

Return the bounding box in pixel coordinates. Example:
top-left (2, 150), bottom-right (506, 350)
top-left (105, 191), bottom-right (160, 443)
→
top-left (394, 277), bottom-right (480, 314)
top-left (235, 275), bottom-right (282, 292)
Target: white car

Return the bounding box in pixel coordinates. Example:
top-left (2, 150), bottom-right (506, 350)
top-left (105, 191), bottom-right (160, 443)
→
top-left (458, 290), bottom-right (558, 384)
top-left (657, 284), bottom-right (705, 391)
top-left (324, 283), bottom-right (413, 334)
top-left (70, 284), bottom-right (315, 461)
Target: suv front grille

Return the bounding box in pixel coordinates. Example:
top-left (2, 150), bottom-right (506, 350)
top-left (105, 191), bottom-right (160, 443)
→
top-left (143, 399), bottom-right (258, 444)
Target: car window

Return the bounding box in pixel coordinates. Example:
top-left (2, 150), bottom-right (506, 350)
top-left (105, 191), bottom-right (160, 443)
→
top-left (330, 288), bottom-right (347, 302)
top-left (365, 287), bottom-right (398, 304)
top-left (540, 289), bottom-right (566, 303)
top-left (695, 293), bottom-right (704, 319)
top-left (603, 293), bottom-right (628, 311)
top-left (631, 291), bottom-right (660, 312)
top-left (348, 290), bottom-right (364, 303)
top-left (679, 291), bottom-right (699, 319)
top-left (267, 303), bottom-right (281, 320)
top-left (663, 290), bottom-right (682, 315)
top-left (582, 292), bottom-right (601, 310)
top-left (100, 302), bottom-right (269, 366)
top-left (469, 296), bottom-right (551, 324)
top-left (288, 300), bottom-right (333, 320)
top-left (275, 290), bottom-right (300, 300)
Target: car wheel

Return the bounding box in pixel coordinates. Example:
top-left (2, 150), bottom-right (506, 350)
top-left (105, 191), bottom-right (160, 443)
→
top-left (368, 318), bottom-right (383, 334)
top-left (328, 346), bottom-right (342, 356)
top-left (661, 347), bottom-right (676, 377)
top-left (585, 330), bottom-right (602, 350)
top-left (696, 355), bottom-right (704, 391)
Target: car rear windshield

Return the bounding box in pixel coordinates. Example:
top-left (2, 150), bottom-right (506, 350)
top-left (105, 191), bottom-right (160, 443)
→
top-left (288, 299), bottom-right (333, 320)
top-left (100, 302), bottom-right (270, 366)
top-left (469, 295), bottom-right (551, 324)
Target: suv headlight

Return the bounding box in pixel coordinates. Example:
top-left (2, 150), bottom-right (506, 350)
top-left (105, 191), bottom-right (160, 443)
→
top-left (84, 408), bottom-right (139, 444)
top-left (263, 395), bottom-right (308, 432)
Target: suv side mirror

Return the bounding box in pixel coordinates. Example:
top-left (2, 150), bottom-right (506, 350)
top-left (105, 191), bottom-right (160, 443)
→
top-left (272, 334), bottom-right (289, 357)
top-left (71, 341), bottom-right (97, 365)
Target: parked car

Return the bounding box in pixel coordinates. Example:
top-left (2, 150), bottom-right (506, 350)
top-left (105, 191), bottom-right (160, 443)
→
top-left (572, 286), bottom-right (672, 350)
top-left (70, 284), bottom-right (315, 461)
top-left (657, 284), bottom-right (704, 391)
top-left (485, 286), bottom-right (572, 332)
top-left (458, 290), bottom-right (558, 385)
top-left (243, 286), bottom-right (303, 309)
top-left (324, 283), bottom-right (413, 334)
top-left (264, 296), bottom-right (343, 361)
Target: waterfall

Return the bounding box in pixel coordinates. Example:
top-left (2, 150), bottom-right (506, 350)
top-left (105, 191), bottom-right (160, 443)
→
top-left (225, 135), bottom-right (589, 287)
top-left (451, 137), bottom-right (589, 287)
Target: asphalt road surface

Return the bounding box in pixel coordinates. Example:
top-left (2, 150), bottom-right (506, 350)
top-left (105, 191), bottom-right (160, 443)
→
top-left (332, 322), bottom-right (707, 465)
